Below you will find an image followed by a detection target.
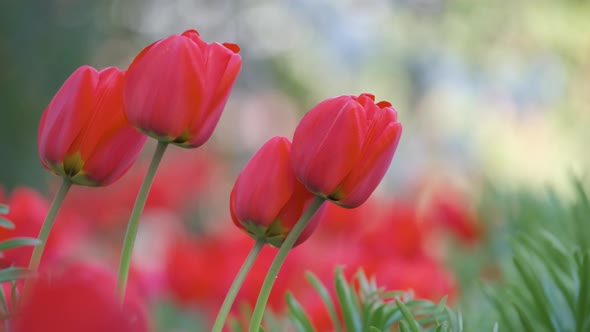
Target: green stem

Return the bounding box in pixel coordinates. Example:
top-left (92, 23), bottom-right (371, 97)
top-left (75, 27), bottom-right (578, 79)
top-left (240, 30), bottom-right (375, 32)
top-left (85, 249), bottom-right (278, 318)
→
top-left (24, 178), bottom-right (72, 295)
top-left (117, 141), bottom-right (168, 301)
top-left (212, 239), bottom-right (265, 332)
top-left (28, 179), bottom-right (72, 273)
top-left (248, 196), bottom-right (326, 332)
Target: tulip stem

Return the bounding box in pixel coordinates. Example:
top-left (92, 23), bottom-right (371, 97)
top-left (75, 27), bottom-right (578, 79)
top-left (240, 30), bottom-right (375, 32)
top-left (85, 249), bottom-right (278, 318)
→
top-left (248, 196), bottom-right (326, 332)
top-left (117, 141), bottom-right (168, 302)
top-left (26, 178), bottom-right (72, 274)
top-left (212, 238), bottom-right (265, 332)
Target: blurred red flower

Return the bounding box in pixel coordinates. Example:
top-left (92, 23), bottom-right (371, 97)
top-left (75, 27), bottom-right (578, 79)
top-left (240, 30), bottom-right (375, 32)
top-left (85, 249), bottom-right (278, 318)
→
top-left (165, 231), bottom-right (306, 318)
top-left (13, 262), bottom-right (149, 332)
top-left (0, 187), bottom-right (80, 268)
top-left (38, 66), bottom-right (147, 186)
top-left (360, 200), bottom-right (427, 260)
top-left (426, 187), bottom-right (481, 245)
top-left (61, 147), bottom-right (222, 230)
top-left (124, 29), bottom-right (241, 148)
top-left (291, 93), bottom-right (402, 208)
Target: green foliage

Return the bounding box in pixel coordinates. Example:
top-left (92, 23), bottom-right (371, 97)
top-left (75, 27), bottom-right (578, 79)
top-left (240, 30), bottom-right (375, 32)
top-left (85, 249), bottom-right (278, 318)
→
top-left (283, 267), bottom-right (464, 332)
top-left (151, 298), bottom-right (209, 332)
top-left (0, 204), bottom-right (39, 327)
top-left (227, 267), bottom-right (467, 332)
top-left (484, 178), bottom-right (590, 331)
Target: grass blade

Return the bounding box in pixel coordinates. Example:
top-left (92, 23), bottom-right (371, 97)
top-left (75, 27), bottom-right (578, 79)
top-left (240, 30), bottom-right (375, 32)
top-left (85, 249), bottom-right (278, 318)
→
top-left (0, 237), bottom-right (40, 251)
top-left (305, 272), bottom-right (342, 332)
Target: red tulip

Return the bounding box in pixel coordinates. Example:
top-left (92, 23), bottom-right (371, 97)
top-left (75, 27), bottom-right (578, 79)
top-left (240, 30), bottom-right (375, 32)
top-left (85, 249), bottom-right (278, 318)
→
top-left (124, 29), bottom-right (242, 148)
top-left (230, 137), bottom-right (322, 247)
top-left (291, 93), bottom-right (402, 208)
top-left (38, 66), bottom-right (147, 186)
top-left (14, 262), bottom-right (149, 332)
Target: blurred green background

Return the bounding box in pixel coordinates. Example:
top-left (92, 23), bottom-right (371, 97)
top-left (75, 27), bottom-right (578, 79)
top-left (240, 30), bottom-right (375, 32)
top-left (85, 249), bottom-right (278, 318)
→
top-left (1, 0), bottom-right (590, 193)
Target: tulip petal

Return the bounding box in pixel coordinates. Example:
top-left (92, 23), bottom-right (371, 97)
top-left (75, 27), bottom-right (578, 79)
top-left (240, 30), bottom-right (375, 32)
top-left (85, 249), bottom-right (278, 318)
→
top-left (38, 66), bottom-right (96, 167)
top-left (75, 68), bottom-right (125, 161)
top-left (338, 120), bottom-right (402, 208)
top-left (231, 137), bottom-right (295, 227)
top-left (82, 127), bottom-right (147, 186)
top-left (291, 96), bottom-right (368, 197)
top-left (188, 43), bottom-right (242, 147)
top-left (124, 35), bottom-right (204, 140)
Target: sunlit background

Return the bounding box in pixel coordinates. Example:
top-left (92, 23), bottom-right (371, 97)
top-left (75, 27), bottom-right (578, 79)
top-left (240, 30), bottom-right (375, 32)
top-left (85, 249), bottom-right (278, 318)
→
top-left (1, 0), bottom-right (590, 330)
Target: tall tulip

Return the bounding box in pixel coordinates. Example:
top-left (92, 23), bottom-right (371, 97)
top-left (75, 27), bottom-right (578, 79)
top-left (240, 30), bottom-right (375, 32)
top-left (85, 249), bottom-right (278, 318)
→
top-left (118, 29), bottom-right (241, 302)
top-left (29, 65), bottom-right (147, 282)
top-left (213, 137), bottom-right (325, 332)
top-left (291, 93), bottom-right (402, 208)
top-left (124, 29), bottom-right (242, 148)
top-left (38, 65), bottom-right (147, 187)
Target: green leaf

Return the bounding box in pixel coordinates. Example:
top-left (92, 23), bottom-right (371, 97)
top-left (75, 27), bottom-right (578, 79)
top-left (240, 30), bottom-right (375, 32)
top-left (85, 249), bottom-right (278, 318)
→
top-left (0, 217), bottom-right (14, 230)
top-left (436, 296), bottom-right (448, 315)
top-left (395, 300), bottom-right (420, 332)
top-left (383, 307), bottom-right (403, 327)
top-left (484, 285), bottom-right (517, 331)
top-left (0, 267), bottom-right (33, 283)
top-left (369, 305), bottom-right (386, 330)
top-left (525, 238), bottom-right (576, 313)
top-left (0, 205), bottom-right (8, 215)
top-left (10, 280), bottom-right (18, 311)
top-left (512, 256), bottom-right (553, 329)
top-left (399, 320), bottom-right (411, 332)
top-left (305, 272), bottom-right (342, 332)
top-left (0, 237), bottom-right (40, 251)
top-left (263, 308), bottom-right (284, 332)
top-left (0, 282), bottom-right (8, 314)
top-left (334, 267), bottom-right (361, 332)
top-left (575, 252), bottom-right (590, 331)
top-left (361, 298), bottom-right (373, 332)
top-left (515, 304), bottom-right (535, 331)
top-left (228, 317), bottom-right (244, 332)
top-left (286, 292), bottom-right (315, 332)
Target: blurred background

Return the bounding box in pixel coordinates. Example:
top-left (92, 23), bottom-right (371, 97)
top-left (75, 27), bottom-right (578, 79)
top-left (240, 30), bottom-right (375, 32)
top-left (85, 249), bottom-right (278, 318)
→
top-left (2, 0), bottom-right (589, 191)
top-left (1, 0), bottom-right (590, 330)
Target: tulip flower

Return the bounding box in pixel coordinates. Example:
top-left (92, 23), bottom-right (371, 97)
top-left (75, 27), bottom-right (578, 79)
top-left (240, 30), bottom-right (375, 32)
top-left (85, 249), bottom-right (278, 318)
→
top-left (291, 93), bottom-right (402, 208)
top-left (38, 65), bottom-right (147, 187)
top-left (29, 65), bottom-right (147, 283)
top-left (117, 29), bottom-right (241, 301)
top-left (124, 29), bottom-right (242, 148)
top-left (230, 136), bottom-right (321, 247)
top-left (14, 263), bottom-right (149, 332)
top-left (214, 137), bottom-right (325, 332)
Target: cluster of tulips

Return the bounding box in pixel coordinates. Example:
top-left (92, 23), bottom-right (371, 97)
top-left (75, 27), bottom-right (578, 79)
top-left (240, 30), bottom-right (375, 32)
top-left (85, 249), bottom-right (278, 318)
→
top-left (3, 28), bottom-right (405, 331)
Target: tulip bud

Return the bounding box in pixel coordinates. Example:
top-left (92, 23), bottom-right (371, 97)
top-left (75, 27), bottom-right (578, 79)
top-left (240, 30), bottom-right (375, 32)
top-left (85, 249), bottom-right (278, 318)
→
top-left (38, 66), bottom-right (147, 186)
top-left (124, 29), bottom-right (242, 148)
top-left (230, 137), bottom-right (322, 247)
top-left (291, 93), bottom-right (402, 208)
